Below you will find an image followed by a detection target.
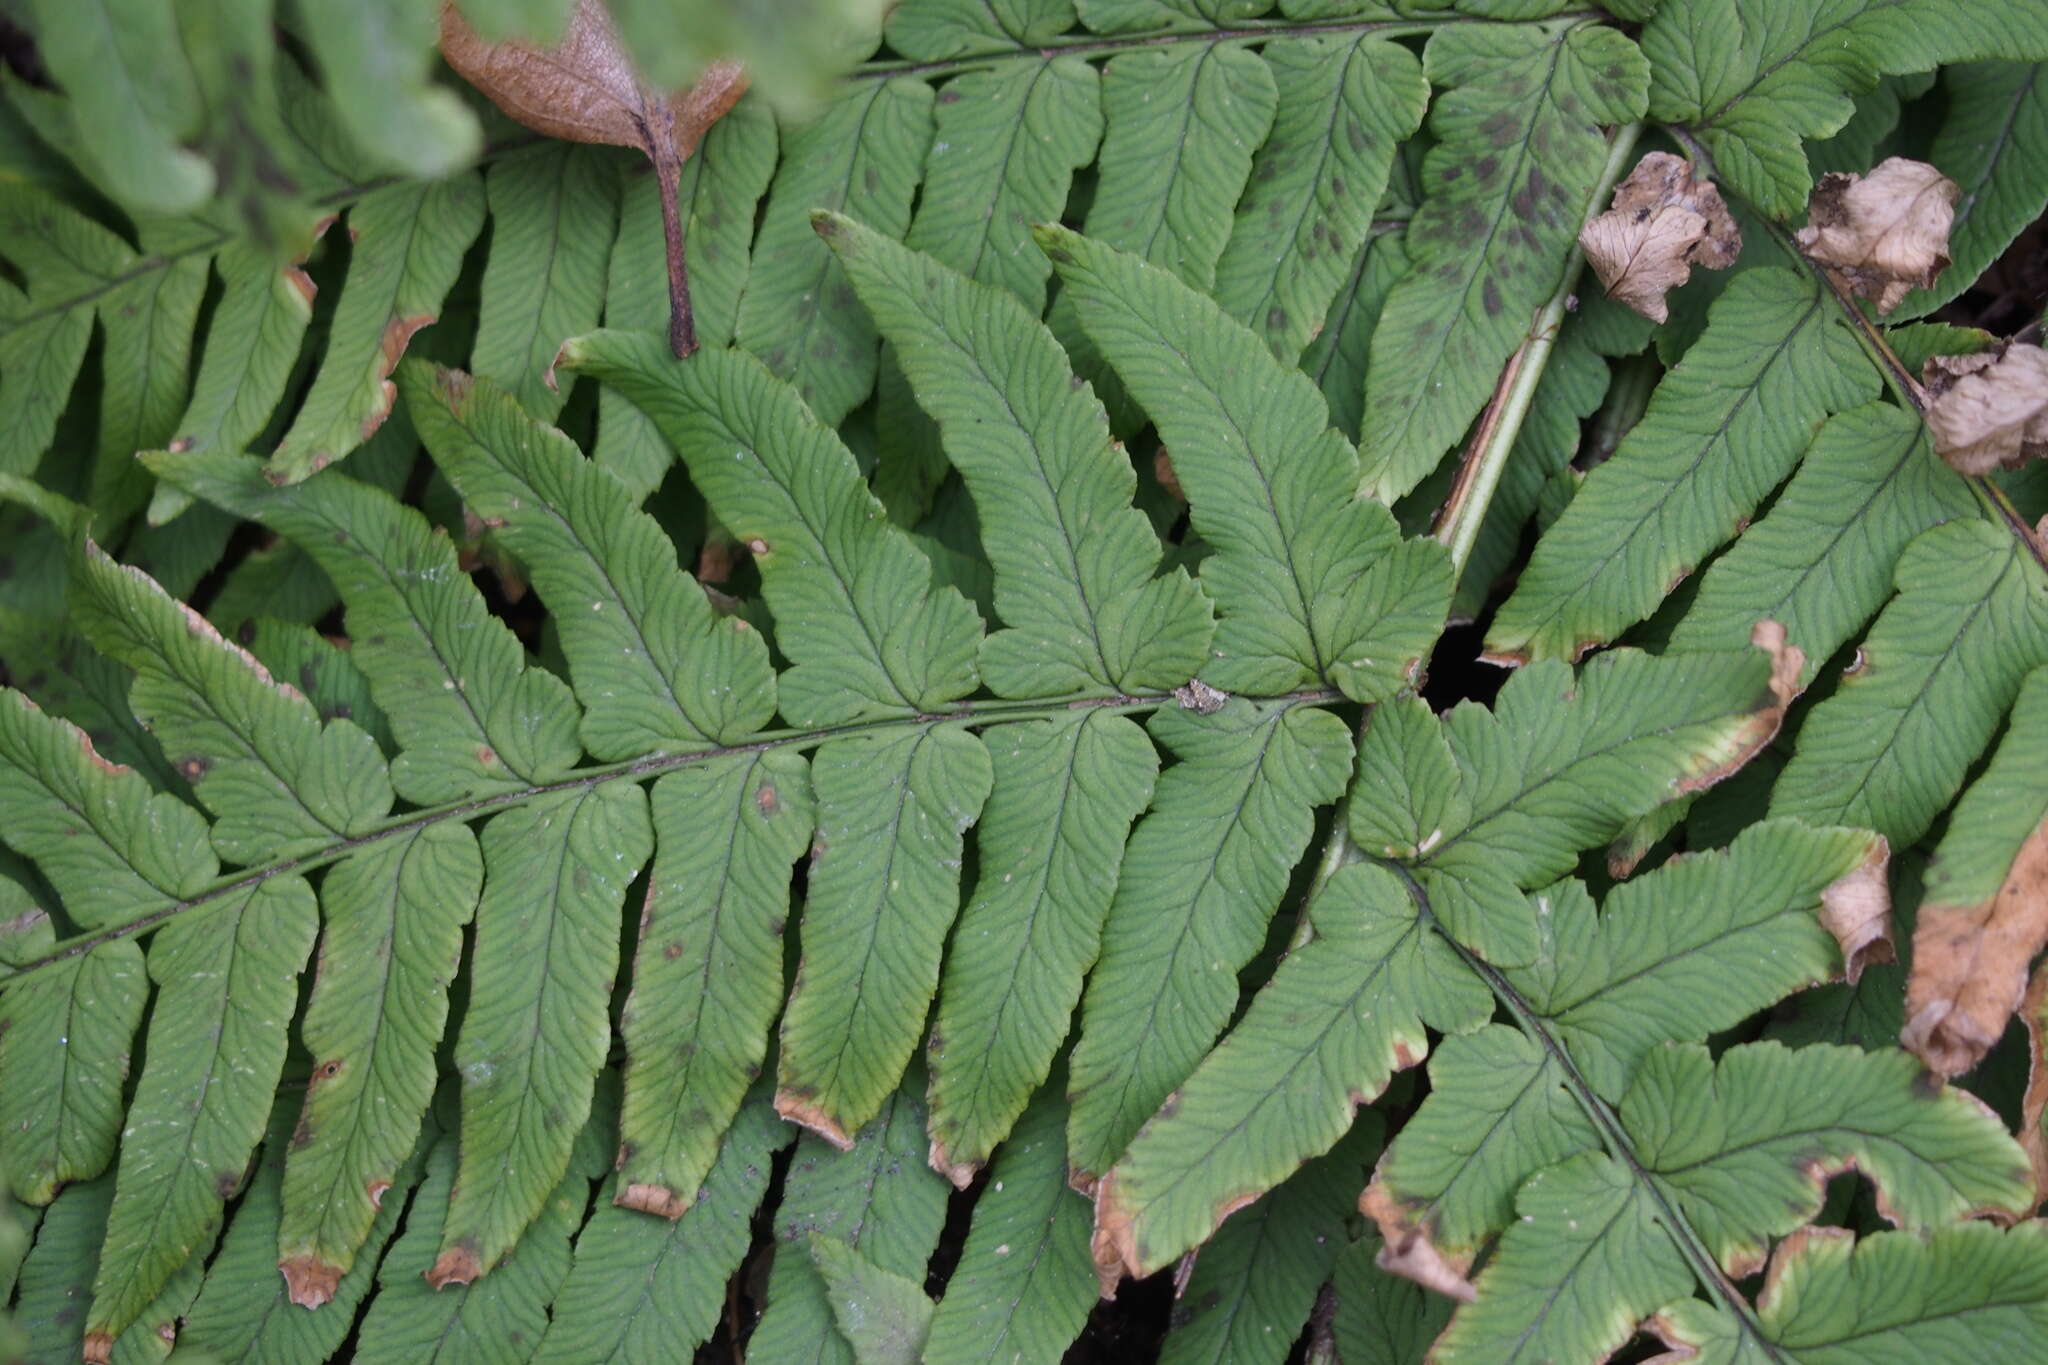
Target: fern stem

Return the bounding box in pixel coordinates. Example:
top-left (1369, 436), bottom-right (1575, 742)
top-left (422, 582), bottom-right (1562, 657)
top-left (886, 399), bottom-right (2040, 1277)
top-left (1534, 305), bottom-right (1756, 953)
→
top-left (849, 14), bottom-right (1605, 80)
top-left (0, 685), bottom-right (1342, 990)
top-left (1432, 121), bottom-right (1643, 579)
top-left (1374, 856), bottom-right (1791, 1363)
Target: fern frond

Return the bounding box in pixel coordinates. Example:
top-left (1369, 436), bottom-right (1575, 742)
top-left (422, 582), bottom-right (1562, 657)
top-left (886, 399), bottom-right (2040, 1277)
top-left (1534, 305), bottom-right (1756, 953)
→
top-left (1358, 21), bottom-right (1646, 502)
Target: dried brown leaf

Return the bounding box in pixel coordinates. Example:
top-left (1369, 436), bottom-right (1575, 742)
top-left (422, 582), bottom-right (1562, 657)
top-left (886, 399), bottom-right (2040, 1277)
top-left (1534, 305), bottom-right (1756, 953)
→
top-left (2018, 963), bottom-right (2048, 1208)
top-left (1922, 342), bottom-right (2048, 475)
top-left (1817, 835), bottom-right (1894, 985)
top-left (1356, 1181), bottom-right (1478, 1303)
top-left (438, 0), bottom-right (747, 356)
top-left (1794, 157), bottom-right (1958, 314)
top-left (772, 1088), bottom-right (855, 1151)
top-left (1578, 152), bottom-right (1741, 323)
top-left (1903, 818), bottom-right (2048, 1077)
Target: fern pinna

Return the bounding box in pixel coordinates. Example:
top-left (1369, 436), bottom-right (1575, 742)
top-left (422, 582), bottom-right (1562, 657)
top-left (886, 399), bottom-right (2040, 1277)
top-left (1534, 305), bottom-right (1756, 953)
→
top-left (6, 0), bottom-right (2048, 1360)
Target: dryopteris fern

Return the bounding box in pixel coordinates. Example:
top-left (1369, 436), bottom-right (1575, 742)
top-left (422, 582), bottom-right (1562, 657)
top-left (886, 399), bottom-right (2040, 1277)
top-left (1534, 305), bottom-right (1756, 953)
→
top-left (6, 0), bottom-right (2048, 1361)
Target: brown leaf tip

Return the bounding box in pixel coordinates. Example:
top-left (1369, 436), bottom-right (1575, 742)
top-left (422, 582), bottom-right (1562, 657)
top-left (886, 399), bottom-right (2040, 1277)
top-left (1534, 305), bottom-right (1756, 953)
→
top-left (280, 1255), bottom-right (345, 1308)
top-left (426, 1244), bottom-right (482, 1290)
top-left (1358, 1182), bottom-right (1477, 1303)
top-left (1922, 341), bottom-right (2048, 475)
top-left (617, 1181), bottom-right (691, 1219)
top-left (1795, 157), bottom-right (1958, 314)
top-left (928, 1136), bottom-right (980, 1191)
top-left (773, 1090), bottom-right (854, 1150)
top-left (1579, 152), bottom-right (1741, 323)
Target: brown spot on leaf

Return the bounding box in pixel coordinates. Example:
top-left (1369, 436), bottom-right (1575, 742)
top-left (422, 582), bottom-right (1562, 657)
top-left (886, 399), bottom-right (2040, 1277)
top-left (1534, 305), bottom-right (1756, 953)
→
top-left (756, 783), bottom-right (780, 816)
top-left (83, 1332), bottom-right (113, 1364)
top-left (1904, 816), bottom-right (2048, 1076)
top-left (617, 1181), bottom-right (690, 1218)
top-left (1795, 157), bottom-right (1957, 314)
top-left (281, 1255), bottom-right (345, 1308)
top-left (1578, 152), bottom-right (1741, 323)
top-left (369, 1178), bottom-right (392, 1209)
top-left (426, 1243), bottom-right (482, 1289)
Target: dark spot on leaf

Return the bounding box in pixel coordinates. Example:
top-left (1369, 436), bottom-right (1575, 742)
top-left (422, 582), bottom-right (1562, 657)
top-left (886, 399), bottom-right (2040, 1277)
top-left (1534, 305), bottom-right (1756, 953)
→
top-left (664, 940), bottom-right (684, 960)
top-left (1483, 279), bottom-right (1502, 316)
top-left (1473, 156), bottom-right (1498, 180)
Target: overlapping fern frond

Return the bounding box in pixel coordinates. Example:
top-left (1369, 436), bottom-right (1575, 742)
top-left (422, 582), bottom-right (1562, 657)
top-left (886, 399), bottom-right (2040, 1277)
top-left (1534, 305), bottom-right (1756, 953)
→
top-left (6, 0), bottom-right (2048, 1362)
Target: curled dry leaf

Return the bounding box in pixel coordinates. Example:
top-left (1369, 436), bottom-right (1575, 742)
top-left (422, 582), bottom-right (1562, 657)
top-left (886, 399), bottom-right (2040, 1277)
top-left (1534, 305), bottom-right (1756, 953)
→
top-left (1921, 342), bottom-right (2048, 475)
top-left (1817, 836), bottom-right (1894, 985)
top-left (1794, 156), bottom-right (1958, 314)
top-left (1357, 1181), bottom-right (1479, 1303)
top-left (1904, 818), bottom-right (2048, 1078)
top-left (1578, 152), bottom-right (1741, 323)
top-left (439, 0), bottom-right (747, 357)
top-left (2019, 965), bottom-right (2048, 1206)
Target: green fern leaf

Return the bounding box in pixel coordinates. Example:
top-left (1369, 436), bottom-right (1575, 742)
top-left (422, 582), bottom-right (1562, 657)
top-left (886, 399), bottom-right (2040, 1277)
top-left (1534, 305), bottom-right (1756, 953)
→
top-left (20, 0), bottom-right (212, 215)
top-left (1300, 233), bottom-right (1408, 444)
top-left (1066, 700), bottom-right (1354, 1182)
top-left (1364, 1024), bottom-right (1596, 1271)
top-left (777, 727), bottom-right (992, 1143)
top-left (925, 713), bottom-right (1157, 1181)
top-left (1382, 643), bottom-right (1799, 892)
top-left (1077, 42), bottom-right (1277, 291)
top-left (738, 78), bottom-right (934, 426)
top-left (0, 687), bottom-right (216, 925)
top-left (1899, 62), bottom-right (2048, 317)
top-left (278, 825), bottom-right (481, 1301)
top-left (0, 937), bottom-right (145, 1204)
top-left (354, 1116), bottom-right (600, 1362)
top-left (1211, 34), bottom-right (1426, 359)
top-left (1644, 0), bottom-right (2048, 220)
top-left (292, 0), bottom-right (480, 181)
top-left (1041, 224), bottom-right (1452, 703)
top-left (1429, 1151), bottom-right (1691, 1364)
top-left (822, 215), bottom-right (1214, 697)
top-left (1159, 1119), bottom-right (1378, 1365)
top-left (69, 539), bottom-right (392, 860)
top-left (615, 754), bottom-right (812, 1216)
top-left (183, 1103), bottom-right (426, 1363)
top-left (884, 0), bottom-right (1079, 58)
top-left (1665, 402), bottom-right (1979, 677)
top-left (0, 189), bottom-right (204, 508)
top-left (146, 452), bottom-right (584, 802)
top-left (432, 782), bottom-right (652, 1286)
top-left (1773, 519), bottom-right (2048, 845)
top-left (263, 175), bottom-right (486, 485)
top-left (811, 1234), bottom-right (937, 1363)
top-left (1654, 1223), bottom-right (2048, 1362)
top-left (1504, 821), bottom-right (1880, 1099)
top-left (1626, 1040), bottom-right (2033, 1272)
top-left (85, 877), bottom-right (316, 1352)
top-left (157, 242), bottom-right (317, 462)
top-left (903, 59), bottom-right (1101, 312)
top-left (537, 1095), bottom-right (792, 1362)
top-left (1358, 22), bottom-right (1647, 502)
top-left (404, 363), bottom-right (777, 755)
top-left (596, 98), bottom-right (777, 497)
top-left (1487, 268), bottom-right (1877, 664)
top-left (923, 1089), bottom-right (1095, 1365)
top-left (472, 145), bottom-right (619, 421)
top-left (1329, 1232), bottom-right (1451, 1365)
top-left (11, 1176), bottom-right (113, 1364)
top-left (749, 1081), bottom-right (948, 1365)
top-left (1090, 862), bottom-right (1491, 1278)
top-left (557, 336), bottom-right (985, 723)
